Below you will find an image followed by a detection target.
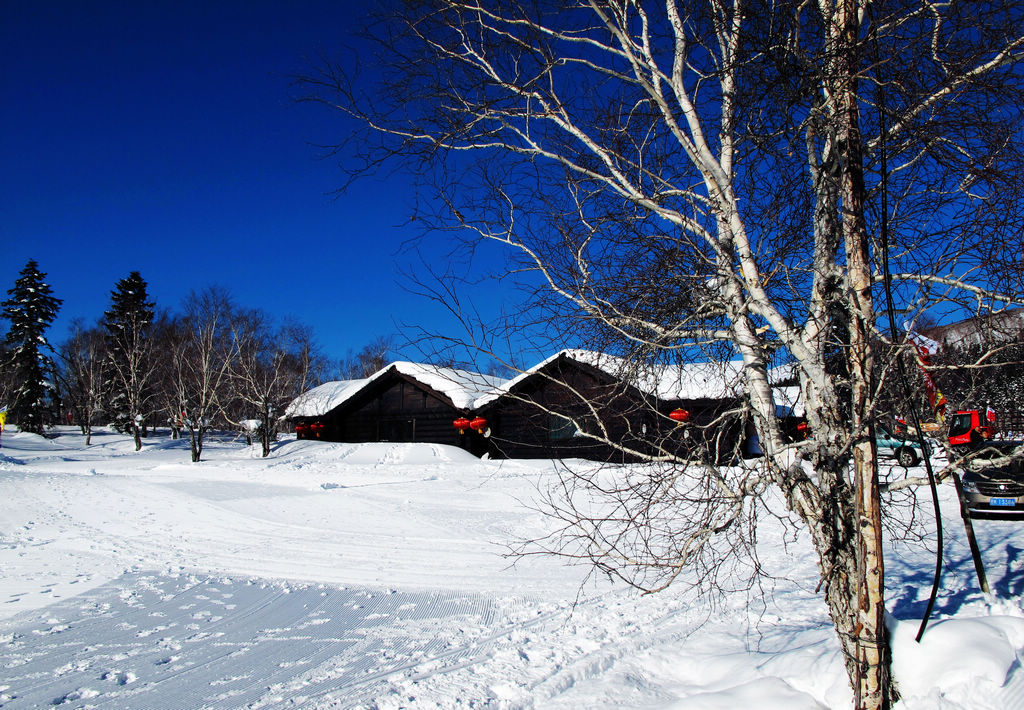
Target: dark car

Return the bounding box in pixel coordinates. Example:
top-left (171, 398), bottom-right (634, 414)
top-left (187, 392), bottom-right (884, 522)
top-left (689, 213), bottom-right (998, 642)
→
top-left (959, 441), bottom-right (1024, 517)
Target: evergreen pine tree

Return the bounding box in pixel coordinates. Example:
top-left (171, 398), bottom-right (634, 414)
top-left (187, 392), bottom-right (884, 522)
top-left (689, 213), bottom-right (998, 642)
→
top-left (102, 271), bottom-right (156, 450)
top-left (1, 260), bottom-right (62, 435)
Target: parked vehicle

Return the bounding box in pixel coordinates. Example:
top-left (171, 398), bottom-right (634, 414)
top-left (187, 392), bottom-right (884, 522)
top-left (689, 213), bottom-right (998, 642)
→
top-left (948, 409), bottom-right (998, 447)
top-left (959, 441), bottom-right (1024, 517)
top-left (791, 419), bottom-right (933, 466)
top-left (876, 421), bottom-right (934, 467)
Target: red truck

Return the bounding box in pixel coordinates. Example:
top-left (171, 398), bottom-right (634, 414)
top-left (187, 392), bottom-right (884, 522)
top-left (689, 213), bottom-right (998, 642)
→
top-left (948, 409), bottom-right (1001, 446)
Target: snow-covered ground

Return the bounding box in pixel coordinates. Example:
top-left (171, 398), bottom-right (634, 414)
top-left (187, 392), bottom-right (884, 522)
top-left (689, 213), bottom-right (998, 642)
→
top-left (2, 428), bottom-right (1024, 709)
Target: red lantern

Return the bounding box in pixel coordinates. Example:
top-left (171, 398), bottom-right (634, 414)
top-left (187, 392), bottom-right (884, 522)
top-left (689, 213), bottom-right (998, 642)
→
top-left (469, 416), bottom-right (488, 432)
top-left (295, 422), bottom-right (309, 438)
top-left (669, 408), bottom-right (691, 424)
top-left (453, 417), bottom-right (471, 433)
top-left (797, 421), bottom-right (810, 439)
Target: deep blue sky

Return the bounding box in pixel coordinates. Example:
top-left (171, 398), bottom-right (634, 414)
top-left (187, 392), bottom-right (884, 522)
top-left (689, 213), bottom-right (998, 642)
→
top-left (1, 1), bottom-right (504, 364)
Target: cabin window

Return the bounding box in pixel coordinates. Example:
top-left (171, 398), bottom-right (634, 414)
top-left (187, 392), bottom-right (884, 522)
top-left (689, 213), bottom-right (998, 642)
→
top-left (548, 413), bottom-right (580, 441)
top-left (403, 382), bottom-right (423, 409)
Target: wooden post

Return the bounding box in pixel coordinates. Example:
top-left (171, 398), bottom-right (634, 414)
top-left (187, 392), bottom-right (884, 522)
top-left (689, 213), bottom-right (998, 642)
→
top-left (951, 471), bottom-right (990, 594)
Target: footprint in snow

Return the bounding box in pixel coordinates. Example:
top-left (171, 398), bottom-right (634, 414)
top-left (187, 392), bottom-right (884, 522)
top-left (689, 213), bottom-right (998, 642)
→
top-left (101, 670), bottom-right (135, 685)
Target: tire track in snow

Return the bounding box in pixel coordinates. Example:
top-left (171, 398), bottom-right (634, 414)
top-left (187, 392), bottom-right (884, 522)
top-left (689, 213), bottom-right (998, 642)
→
top-left (0, 571), bottom-right (560, 709)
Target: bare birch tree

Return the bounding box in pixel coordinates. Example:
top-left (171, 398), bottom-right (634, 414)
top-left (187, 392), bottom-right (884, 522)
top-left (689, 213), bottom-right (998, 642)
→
top-left (231, 311), bottom-right (321, 457)
top-left (169, 288), bottom-right (238, 463)
top-left (56, 321), bottom-right (106, 445)
top-left (147, 310), bottom-right (187, 439)
top-left (306, 1), bottom-right (1024, 707)
top-left (339, 335), bottom-right (395, 379)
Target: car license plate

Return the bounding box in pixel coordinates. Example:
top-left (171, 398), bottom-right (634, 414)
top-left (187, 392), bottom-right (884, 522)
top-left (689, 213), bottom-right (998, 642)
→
top-left (991, 497), bottom-right (1017, 507)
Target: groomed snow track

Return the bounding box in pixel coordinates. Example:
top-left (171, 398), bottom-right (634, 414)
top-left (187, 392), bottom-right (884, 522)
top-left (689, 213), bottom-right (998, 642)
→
top-left (1, 571), bottom-right (555, 709)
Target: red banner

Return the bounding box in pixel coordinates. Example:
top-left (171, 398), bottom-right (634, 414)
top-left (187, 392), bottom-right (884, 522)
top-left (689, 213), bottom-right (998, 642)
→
top-left (905, 325), bottom-right (947, 419)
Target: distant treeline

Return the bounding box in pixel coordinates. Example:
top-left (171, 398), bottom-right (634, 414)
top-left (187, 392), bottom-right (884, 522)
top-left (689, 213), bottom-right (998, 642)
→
top-left (0, 260), bottom-right (392, 460)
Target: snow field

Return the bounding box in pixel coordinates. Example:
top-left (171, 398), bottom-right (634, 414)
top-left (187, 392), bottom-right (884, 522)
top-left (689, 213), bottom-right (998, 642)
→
top-left (1, 428), bottom-right (1024, 708)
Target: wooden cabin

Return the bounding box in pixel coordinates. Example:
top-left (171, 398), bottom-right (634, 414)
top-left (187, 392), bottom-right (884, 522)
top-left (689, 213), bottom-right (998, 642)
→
top-left (287, 378), bottom-right (367, 441)
top-left (286, 351), bottom-right (768, 463)
top-left (474, 351), bottom-right (749, 463)
top-left (285, 363), bottom-right (504, 453)
top-left (473, 351), bottom-right (646, 461)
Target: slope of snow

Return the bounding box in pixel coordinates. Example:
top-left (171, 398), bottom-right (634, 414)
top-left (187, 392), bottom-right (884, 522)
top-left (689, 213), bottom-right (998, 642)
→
top-left (1, 428), bottom-right (1024, 708)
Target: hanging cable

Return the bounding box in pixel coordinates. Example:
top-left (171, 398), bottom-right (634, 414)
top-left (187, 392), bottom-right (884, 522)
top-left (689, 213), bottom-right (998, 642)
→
top-left (869, 12), bottom-right (945, 643)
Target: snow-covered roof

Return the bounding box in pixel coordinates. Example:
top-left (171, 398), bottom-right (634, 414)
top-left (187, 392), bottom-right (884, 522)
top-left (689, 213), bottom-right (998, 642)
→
top-left (772, 386), bottom-right (805, 417)
top-left (285, 363), bottom-right (509, 418)
top-left (385, 361), bottom-right (508, 410)
top-left (474, 350), bottom-right (747, 408)
top-left (284, 379), bottom-right (369, 418)
top-left (289, 352), bottom-right (795, 419)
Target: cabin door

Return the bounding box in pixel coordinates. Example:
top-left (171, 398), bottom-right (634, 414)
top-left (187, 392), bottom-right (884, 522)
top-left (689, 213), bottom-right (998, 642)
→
top-left (379, 418), bottom-right (414, 442)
